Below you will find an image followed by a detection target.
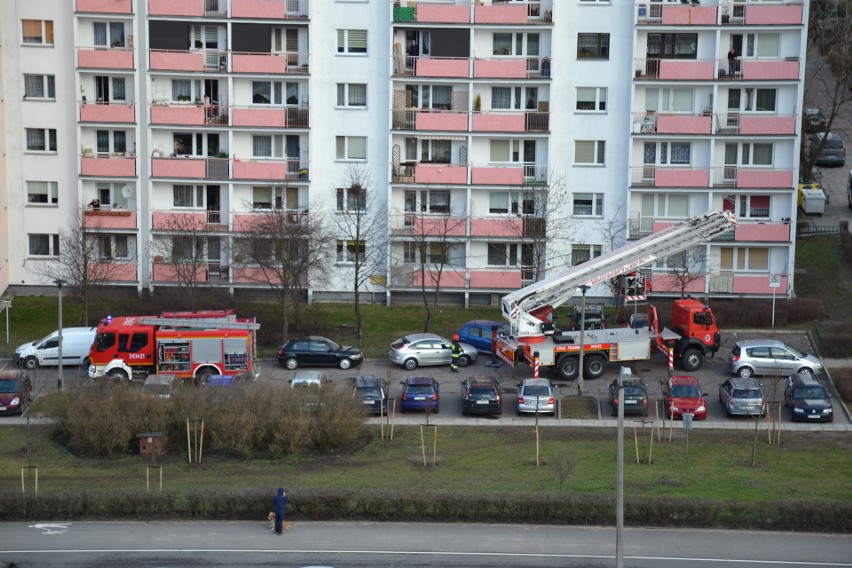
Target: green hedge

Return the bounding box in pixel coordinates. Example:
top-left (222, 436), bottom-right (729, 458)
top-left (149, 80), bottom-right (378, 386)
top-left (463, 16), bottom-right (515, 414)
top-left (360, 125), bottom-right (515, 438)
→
top-left (2, 488), bottom-right (849, 533)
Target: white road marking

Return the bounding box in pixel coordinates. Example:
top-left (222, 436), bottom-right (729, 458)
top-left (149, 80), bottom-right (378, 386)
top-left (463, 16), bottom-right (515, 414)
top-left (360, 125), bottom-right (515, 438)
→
top-left (27, 523), bottom-right (70, 535)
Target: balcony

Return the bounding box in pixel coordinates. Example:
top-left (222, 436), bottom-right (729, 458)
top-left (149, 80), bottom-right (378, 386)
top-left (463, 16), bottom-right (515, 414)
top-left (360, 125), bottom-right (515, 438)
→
top-left (231, 0), bottom-right (310, 19)
top-left (744, 4), bottom-right (803, 26)
top-left (231, 52), bottom-right (309, 74)
top-left (469, 270), bottom-right (523, 289)
top-left (629, 166), bottom-right (710, 188)
top-left (734, 221), bottom-right (791, 243)
top-left (76, 0), bottom-right (133, 14)
top-left (87, 261), bottom-right (138, 282)
top-left (471, 110), bottom-right (549, 133)
top-left (148, 0), bottom-right (204, 17)
top-left (149, 49), bottom-right (228, 72)
top-left (706, 273), bottom-right (791, 295)
top-left (80, 102), bottom-right (136, 124)
top-left (413, 111), bottom-right (468, 132)
top-left (78, 48), bottom-right (134, 70)
top-left (84, 209), bottom-right (137, 230)
top-left (632, 112), bottom-right (712, 135)
top-left (233, 210), bottom-right (306, 232)
top-left (717, 58), bottom-right (800, 81)
top-left (474, 1), bottom-right (551, 24)
top-left (469, 217), bottom-right (523, 238)
top-left (152, 210), bottom-right (230, 232)
top-left (151, 103), bottom-right (230, 126)
top-left (637, 3), bottom-right (717, 26)
top-left (233, 159), bottom-right (308, 181)
top-left (716, 113), bottom-right (797, 136)
top-left (231, 106), bottom-right (308, 128)
top-left (636, 58), bottom-right (715, 81)
top-left (409, 269), bottom-right (466, 289)
top-left (395, 56), bottom-right (470, 78)
top-left (152, 262), bottom-right (208, 284)
top-left (473, 57), bottom-right (550, 79)
top-left (151, 156), bottom-right (231, 180)
top-left (81, 155), bottom-right (136, 177)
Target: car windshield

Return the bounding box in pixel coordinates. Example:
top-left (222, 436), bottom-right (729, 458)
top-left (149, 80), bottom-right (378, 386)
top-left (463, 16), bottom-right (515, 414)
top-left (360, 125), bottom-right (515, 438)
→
top-left (469, 386), bottom-right (495, 396)
top-left (406, 385), bottom-right (434, 395)
top-left (670, 385), bottom-right (701, 398)
top-left (623, 386), bottom-right (645, 396)
top-left (390, 338), bottom-right (409, 349)
top-left (523, 386), bottom-right (550, 396)
top-left (733, 389), bottom-right (760, 399)
top-left (0, 379), bottom-right (21, 393)
top-left (794, 387), bottom-right (826, 399)
top-left (357, 387), bottom-right (382, 398)
top-left (326, 340), bottom-right (342, 351)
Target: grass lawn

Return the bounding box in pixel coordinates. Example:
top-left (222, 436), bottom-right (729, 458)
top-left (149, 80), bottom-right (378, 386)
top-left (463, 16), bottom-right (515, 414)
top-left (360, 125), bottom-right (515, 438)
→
top-left (3, 424), bottom-right (850, 502)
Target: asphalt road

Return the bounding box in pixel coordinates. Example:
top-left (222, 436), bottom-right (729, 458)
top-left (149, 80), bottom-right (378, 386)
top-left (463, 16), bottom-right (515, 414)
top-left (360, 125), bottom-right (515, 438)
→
top-left (1, 521), bottom-right (850, 568)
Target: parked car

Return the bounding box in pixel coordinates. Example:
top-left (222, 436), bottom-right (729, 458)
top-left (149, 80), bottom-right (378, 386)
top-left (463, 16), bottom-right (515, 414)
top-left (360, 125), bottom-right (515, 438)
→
top-left (784, 373), bottom-right (834, 422)
top-left (387, 333), bottom-right (478, 371)
top-left (399, 376), bottom-right (440, 413)
top-left (0, 370), bottom-right (32, 416)
top-left (14, 326), bottom-right (96, 370)
top-left (277, 336), bottom-right (363, 370)
top-left (728, 339), bottom-right (823, 378)
top-left (804, 108), bottom-right (827, 133)
top-left (141, 373), bottom-right (177, 399)
top-left (460, 375), bottom-right (502, 416)
top-left (516, 378), bottom-right (555, 416)
top-left (661, 375), bottom-right (707, 420)
top-left (810, 131), bottom-right (846, 167)
top-left (718, 377), bottom-right (765, 417)
top-left (457, 320), bottom-right (509, 353)
top-left (290, 370), bottom-right (331, 411)
top-left (571, 305), bottom-right (606, 330)
top-left (352, 375), bottom-right (389, 415)
top-left (607, 377), bottom-right (649, 416)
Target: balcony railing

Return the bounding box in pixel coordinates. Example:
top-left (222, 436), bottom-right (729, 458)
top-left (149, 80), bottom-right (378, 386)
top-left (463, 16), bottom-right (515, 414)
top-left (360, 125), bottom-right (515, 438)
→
top-left (81, 154), bottom-right (137, 177)
top-left (393, 1), bottom-right (552, 25)
top-left (80, 102), bottom-right (136, 123)
top-left (710, 166), bottom-right (794, 189)
top-left (231, 0), bottom-right (309, 19)
top-left (76, 0), bottom-right (133, 14)
top-left (636, 1), bottom-right (803, 27)
top-left (78, 47), bottom-right (134, 70)
top-left (231, 105), bottom-right (309, 128)
top-left (149, 49), bottom-right (227, 72)
top-left (231, 51), bottom-right (309, 74)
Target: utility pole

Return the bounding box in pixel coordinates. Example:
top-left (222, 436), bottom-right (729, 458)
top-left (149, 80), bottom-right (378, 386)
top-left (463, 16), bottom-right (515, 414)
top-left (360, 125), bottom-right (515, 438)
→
top-left (577, 284), bottom-right (590, 396)
top-left (55, 279), bottom-right (67, 390)
top-left (616, 368), bottom-right (624, 568)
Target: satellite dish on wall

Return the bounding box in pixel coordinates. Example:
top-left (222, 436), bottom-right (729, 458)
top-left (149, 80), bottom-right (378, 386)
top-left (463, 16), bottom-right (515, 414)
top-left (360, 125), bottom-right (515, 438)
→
top-left (121, 185), bottom-right (134, 198)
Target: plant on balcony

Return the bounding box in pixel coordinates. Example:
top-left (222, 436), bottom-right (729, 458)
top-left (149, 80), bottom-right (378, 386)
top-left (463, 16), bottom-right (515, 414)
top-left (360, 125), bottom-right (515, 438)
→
top-left (216, 150), bottom-right (229, 159)
top-left (176, 95), bottom-right (191, 102)
top-left (474, 94), bottom-right (481, 112)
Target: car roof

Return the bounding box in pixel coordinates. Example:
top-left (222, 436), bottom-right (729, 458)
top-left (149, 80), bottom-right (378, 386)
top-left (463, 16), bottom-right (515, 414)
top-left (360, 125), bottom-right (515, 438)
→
top-left (619, 378), bottom-right (646, 387)
top-left (354, 376), bottom-right (384, 387)
top-left (521, 378), bottom-right (551, 386)
top-left (144, 374), bottom-right (177, 386)
top-left (401, 333), bottom-right (442, 342)
top-left (813, 131), bottom-right (843, 142)
top-left (405, 376), bottom-right (436, 385)
top-left (0, 370), bottom-right (28, 380)
top-left (728, 377), bottom-right (760, 389)
top-left (735, 339), bottom-right (785, 348)
top-left (671, 375), bottom-right (700, 385)
top-left (292, 370), bottom-right (328, 381)
top-left (788, 373), bottom-right (821, 386)
top-left (206, 375), bottom-right (236, 387)
top-left (467, 375), bottom-right (499, 385)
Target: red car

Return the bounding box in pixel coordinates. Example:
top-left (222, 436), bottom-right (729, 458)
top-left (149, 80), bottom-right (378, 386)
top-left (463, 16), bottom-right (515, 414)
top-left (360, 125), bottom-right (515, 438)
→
top-left (0, 370), bottom-right (32, 416)
top-left (661, 375), bottom-right (707, 420)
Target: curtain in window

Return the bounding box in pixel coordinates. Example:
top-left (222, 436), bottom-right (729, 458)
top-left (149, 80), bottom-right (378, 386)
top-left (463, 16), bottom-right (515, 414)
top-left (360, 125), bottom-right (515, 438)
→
top-left (172, 80), bottom-right (191, 101)
top-left (115, 236), bottom-right (128, 258)
top-left (527, 34), bottom-right (540, 56)
top-left (93, 22), bottom-right (107, 47)
top-left (670, 143), bottom-right (690, 164)
top-left (755, 89), bottom-right (776, 112)
top-left (253, 136), bottom-right (272, 157)
top-left (430, 191), bottom-right (450, 213)
top-left (674, 35), bottom-right (696, 57)
top-left (348, 84), bottom-right (366, 106)
top-left (24, 75), bottom-right (43, 98)
top-left (493, 33), bottom-right (512, 55)
top-left (492, 87), bottom-right (511, 109)
top-left (113, 131), bottom-right (127, 153)
top-left (96, 131), bottom-right (110, 153)
top-left (112, 78), bottom-right (125, 101)
top-left (286, 82), bottom-right (299, 105)
top-left (29, 235), bottom-right (49, 255)
top-left (25, 129), bottom-right (44, 150)
top-left (752, 144), bottom-right (772, 165)
top-left (109, 22), bottom-right (124, 47)
top-left (490, 192), bottom-right (509, 213)
top-left (173, 185), bottom-right (193, 207)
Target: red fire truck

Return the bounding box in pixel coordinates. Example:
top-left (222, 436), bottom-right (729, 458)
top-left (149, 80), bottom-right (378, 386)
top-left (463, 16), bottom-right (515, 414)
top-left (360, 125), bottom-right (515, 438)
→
top-left (87, 310), bottom-right (260, 383)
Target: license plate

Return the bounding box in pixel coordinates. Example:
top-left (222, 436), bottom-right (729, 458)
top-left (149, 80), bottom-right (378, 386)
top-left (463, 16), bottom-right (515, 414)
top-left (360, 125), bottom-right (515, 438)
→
top-left (414, 396), bottom-right (425, 401)
top-left (625, 400), bottom-right (637, 405)
top-left (476, 400), bottom-right (489, 405)
top-left (807, 414), bottom-right (821, 419)
top-left (0, 406), bottom-right (5, 411)
top-left (362, 400), bottom-right (373, 405)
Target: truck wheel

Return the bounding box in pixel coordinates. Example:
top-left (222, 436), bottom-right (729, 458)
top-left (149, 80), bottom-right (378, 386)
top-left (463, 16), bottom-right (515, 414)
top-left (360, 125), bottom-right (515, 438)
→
top-left (679, 349), bottom-right (704, 372)
top-left (195, 367), bottom-right (217, 386)
top-left (583, 355), bottom-right (607, 379)
top-left (556, 355), bottom-right (579, 380)
top-left (107, 369), bottom-right (128, 382)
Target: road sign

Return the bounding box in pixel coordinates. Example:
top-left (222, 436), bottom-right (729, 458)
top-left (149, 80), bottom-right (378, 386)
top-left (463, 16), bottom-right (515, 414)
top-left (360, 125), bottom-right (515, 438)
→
top-left (768, 274), bottom-right (781, 288)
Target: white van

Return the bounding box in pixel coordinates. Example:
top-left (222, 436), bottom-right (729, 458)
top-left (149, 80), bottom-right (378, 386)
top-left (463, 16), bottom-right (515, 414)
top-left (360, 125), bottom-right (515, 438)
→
top-left (14, 327), bottom-right (97, 369)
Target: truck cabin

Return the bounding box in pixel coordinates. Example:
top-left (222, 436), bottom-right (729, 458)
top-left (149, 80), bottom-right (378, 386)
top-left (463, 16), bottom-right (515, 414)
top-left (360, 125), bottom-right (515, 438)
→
top-left (92, 316), bottom-right (154, 364)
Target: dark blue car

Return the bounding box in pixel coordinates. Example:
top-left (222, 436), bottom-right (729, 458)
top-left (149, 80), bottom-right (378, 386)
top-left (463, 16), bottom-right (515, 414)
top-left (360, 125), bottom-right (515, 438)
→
top-left (457, 320), bottom-right (509, 353)
top-left (400, 376), bottom-right (440, 413)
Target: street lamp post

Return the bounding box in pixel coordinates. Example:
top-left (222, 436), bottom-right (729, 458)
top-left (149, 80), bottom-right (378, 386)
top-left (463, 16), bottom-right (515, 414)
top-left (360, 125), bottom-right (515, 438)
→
top-left (55, 279), bottom-right (67, 390)
top-left (577, 284), bottom-right (590, 397)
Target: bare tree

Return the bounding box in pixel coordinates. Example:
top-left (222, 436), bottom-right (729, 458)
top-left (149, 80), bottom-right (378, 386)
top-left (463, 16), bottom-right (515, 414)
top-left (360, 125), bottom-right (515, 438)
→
top-left (150, 213), bottom-right (209, 311)
top-left (335, 165), bottom-right (388, 348)
top-left (33, 207), bottom-right (131, 325)
top-left (664, 246), bottom-right (707, 298)
top-left (802, 0), bottom-right (852, 181)
top-left (232, 204), bottom-right (333, 340)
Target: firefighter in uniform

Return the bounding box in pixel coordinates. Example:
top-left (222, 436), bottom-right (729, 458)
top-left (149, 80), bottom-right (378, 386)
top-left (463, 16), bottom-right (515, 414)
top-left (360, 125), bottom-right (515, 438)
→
top-left (450, 334), bottom-right (462, 373)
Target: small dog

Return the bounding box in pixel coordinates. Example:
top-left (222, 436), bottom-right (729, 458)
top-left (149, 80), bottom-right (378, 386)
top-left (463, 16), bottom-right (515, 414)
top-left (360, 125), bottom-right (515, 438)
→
top-left (267, 512), bottom-right (288, 532)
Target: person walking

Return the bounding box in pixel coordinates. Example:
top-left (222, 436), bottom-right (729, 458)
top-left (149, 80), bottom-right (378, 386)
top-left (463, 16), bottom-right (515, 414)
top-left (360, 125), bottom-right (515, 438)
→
top-left (272, 487), bottom-right (288, 535)
top-left (450, 334), bottom-right (462, 373)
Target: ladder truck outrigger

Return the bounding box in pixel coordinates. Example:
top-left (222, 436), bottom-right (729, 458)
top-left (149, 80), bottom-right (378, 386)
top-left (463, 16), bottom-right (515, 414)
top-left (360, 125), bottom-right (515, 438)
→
top-left (493, 211), bottom-right (737, 380)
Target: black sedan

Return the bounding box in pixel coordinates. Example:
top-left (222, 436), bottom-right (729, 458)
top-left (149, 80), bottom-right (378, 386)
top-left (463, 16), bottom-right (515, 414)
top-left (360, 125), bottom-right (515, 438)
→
top-left (277, 336), bottom-right (363, 370)
top-left (607, 377), bottom-right (649, 416)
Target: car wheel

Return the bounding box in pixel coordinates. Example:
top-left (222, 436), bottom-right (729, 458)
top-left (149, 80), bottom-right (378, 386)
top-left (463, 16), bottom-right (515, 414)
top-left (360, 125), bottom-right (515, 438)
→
top-left (284, 357), bottom-right (298, 370)
top-left (338, 357), bottom-right (352, 370)
top-left (23, 356), bottom-right (38, 370)
top-left (737, 366), bottom-right (755, 379)
top-left (403, 358), bottom-right (418, 371)
top-left (555, 355), bottom-right (579, 380)
top-left (583, 355), bottom-right (607, 379)
top-left (795, 367), bottom-right (815, 377)
top-left (457, 355), bottom-right (471, 368)
top-left (680, 348), bottom-right (704, 372)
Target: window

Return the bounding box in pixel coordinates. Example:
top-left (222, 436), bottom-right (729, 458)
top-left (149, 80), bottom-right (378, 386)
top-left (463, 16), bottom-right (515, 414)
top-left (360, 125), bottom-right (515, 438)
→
top-left (755, 89), bottom-right (776, 112)
top-left (427, 243), bottom-right (449, 265)
top-left (337, 83), bottom-right (367, 108)
top-left (96, 130), bottom-right (127, 154)
top-left (487, 243), bottom-right (520, 266)
top-left (572, 244), bottom-right (602, 266)
top-left (172, 79), bottom-right (193, 102)
top-left (26, 181), bottom-right (58, 204)
top-left (252, 81), bottom-right (298, 105)
top-left (337, 186), bottom-right (366, 212)
top-left (249, 186), bottom-right (297, 210)
top-left (493, 33), bottom-right (513, 55)
top-left (574, 140), bottom-right (605, 164)
top-left (573, 193), bottom-right (604, 216)
top-left (22, 20), bottom-right (54, 45)
top-left (337, 29), bottom-right (367, 54)
top-left (419, 139), bottom-right (451, 163)
top-left (252, 135), bottom-right (288, 158)
top-left (95, 76), bottom-right (126, 102)
top-left (489, 192), bottom-right (510, 214)
top-left (405, 189), bottom-right (450, 214)
top-left (720, 247), bottom-right (769, 271)
top-left (24, 74), bottom-right (55, 99)
top-left (25, 128), bottom-right (57, 152)
top-left (173, 185), bottom-right (194, 207)
top-left (645, 88), bottom-right (694, 112)
top-left (403, 241), bottom-right (419, 264)
top-left (96, 182), bottom-right (129, 208)
top-left (173, 236), bottom-right (203, 260)
top-left (670, 142), bottom-right (691, 165)
top-left (490, 139), bottom-right (524, 163)
top-left (336, 136), bottom-right (367, 160)
top-left (577, 33), bottom-right (609, 59)
top-left (93, 21), bottom-right (124, 48)
top-left (337, 240), bottom-right (365, 263)
top-left (641, 194), bottom-right (689, 219)
top-left (752, 143), bottom-right (773, 166)
top-left (576, 87), bottom-right (606, 111)
top-left (722, 194), bottom-right (770, 219)
top-left (492, 87), bottom-right (511, 110)
top-left (28, 234), bottom-right (59, 257)
top-left (647, 33), bottom-right (697, 59)
top-left (756, 33), bottom-right (779, 58)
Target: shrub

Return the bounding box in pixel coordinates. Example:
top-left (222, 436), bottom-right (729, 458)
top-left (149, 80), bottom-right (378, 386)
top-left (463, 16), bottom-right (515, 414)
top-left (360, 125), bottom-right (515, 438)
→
top-left (832, 367), bottom-right (852, 403)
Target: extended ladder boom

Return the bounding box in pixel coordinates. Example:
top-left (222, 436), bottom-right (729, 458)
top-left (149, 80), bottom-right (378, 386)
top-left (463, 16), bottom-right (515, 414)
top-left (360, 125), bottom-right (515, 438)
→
top-left (501, 210), bottom-right (736, 337)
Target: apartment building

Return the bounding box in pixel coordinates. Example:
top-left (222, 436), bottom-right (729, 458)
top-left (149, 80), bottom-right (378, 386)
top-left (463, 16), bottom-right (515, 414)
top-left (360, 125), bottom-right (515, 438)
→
top-left (0, 0), bottom-right (807, 305)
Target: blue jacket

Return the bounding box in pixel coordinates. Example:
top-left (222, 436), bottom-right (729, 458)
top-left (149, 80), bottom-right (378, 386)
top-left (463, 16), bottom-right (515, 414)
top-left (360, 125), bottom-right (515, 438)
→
top-left (273, 487), bottom-right (288, 515)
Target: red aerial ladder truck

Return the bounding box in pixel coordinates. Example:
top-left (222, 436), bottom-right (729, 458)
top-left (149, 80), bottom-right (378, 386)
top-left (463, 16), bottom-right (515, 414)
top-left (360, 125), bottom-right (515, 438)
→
top-left (493, 211), bottom-right (737, 380)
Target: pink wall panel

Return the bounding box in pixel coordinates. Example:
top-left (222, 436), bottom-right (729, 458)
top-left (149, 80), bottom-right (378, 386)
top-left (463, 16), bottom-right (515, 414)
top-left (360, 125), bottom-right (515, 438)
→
top-left (414, 217), bottom-right (467, 237)
top-left (473, 59), bottom-right (527, 79)
top-left (661, 5), bottom-right (717, 25)
top-left (232, 108), bottom-right (287, 127)
top-left (152, 211), bottom-right (205, 231)
top-left (151, 105), bottom-right (205, 125)
top-left (745, 5), bottom-right (802, 25)
top-left (77, 0), bottom-right (133, 13)
top-left (469, 270), bottom-right (522, 289)
top-left (148, 0), bottom-right (203, 16)
top-left (151, 158), bottom-right (206, 178)
top-left (472, 112), bottom-right (525, 132)
top-left (734, 222), bottom-right (791, 243)
top-left (412, 270), bottom-right (466, 288)
top-left (414, 164), bottom-right (467, 184)
top-left (737, 169), bottom-right (793, 188)
top-left (78, 49), bottom-right (134, 70)
top-left (81, 104), bottom-right (135, 123)
top-left (84, 211), bottom-right (137, 230)
top-left (739, 115), bottom-right (796, 135)
top-left (416, 58), bottom-right (469, 78)
top-left (416, 112), bottom-right (468, 131)
top-left (233, 266), bottom-right (282, 284)
top-left (742, 60), bottom-right (799, 81)
top-left (233, 160), bottom-right (286, 180)
top-left (470, 218), bottom-right (522, 237)
top-left (733, 274), bottom-right (788, 294)
top-left (656, 114), bottom-right (712, 134)
top-left (231, 53), bottom-right (287, 73)
top-left (654, 168), bottom-right (709, 187)
top-left (418, 4), bottom-right (469, 23)
top-left (474, 5), bottom-right (527, 24)
top-left (471, 166), bottom-right (524, 185)
top-left (231, 0), bottom-right (286, 19)
top-left (149, 50), bottom-right (204, 72)
top-left (659, 60), bottom-right (714, 80)
top-left (649, 275), bottom-right (706, 294)
top-left (81, 157), bottom-right (136, 177)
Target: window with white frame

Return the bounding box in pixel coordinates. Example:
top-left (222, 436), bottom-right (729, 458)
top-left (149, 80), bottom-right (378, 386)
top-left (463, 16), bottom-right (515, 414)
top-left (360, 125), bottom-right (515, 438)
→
top-left (641, 194), bottom-right (689, 219)
top-left (403, 241), bottom-right (419, 264)
top-left (670, 142), bottom-right (691, 164)
top-left (22, 20), bottom-right (53, 45)
top-left (337, 29), bottom-right (367, 54)
top-left (755, 89), bottom-right (776, 112)
top-left (26, 181), bottom-right (58, 205)
top-left (96, 182), bottom-right (129, 208)
top-left (336, 136), bottom-right (367, 160)
top-left (487, 243), bottom-right (520, 266)
top-left (26, 128), bottom-right (57, 152)
top-left (253, 134), bottom-right (286, 158)
top-left (645, 87), bottom-right (693, 112)
top-left (489, 191), bottom-right (534, 215)
top-left (572, 193), bottom-right (604, 216)
top-left (173, 185), bottom-right (194, 208)
top-left (751, 143), bottom-right (773, 166)
top-left (94, 76), bottom-right (126, 102)
top-left (572, 244), bottom-right (602, 266)
top-left (574, 140), bottom-right (605, 164)
top-left (490, 140), bottom-right (522, 163)
top-left (492, 87), bottom-right (512, 110)
top-left (337, 240), bottom-right (365, 263)
top-left (98, 235), bottom-right (130, 260)
top-left (93, 21), bottom-right (125, 48)
top-left (252, 81), bottom-right (299, 105)
top-left (577, 33), bottom-right (609, 59)
top-left (405, 189), bottom-right (450, 214)
top-left (576, 87), bottom-right (607, 111)
top-left (722, 194), bottom-right (770, 219)
top-left (23, 74), bottom-right (55, 100)
top-left (252, 186), bottom-right (298, 210)
top-left (96, 130), bottom-right (127, 155)
top-left (720, 246), bottom-right (769, 271)
top-left (756, 33), bottom-right (779, 57)
top-left (337, 186), bottom-right (366, 212)
top-left (172, 236), bottom-right (203, 260)
top-left (492, 32), bottom-right (539, 57)
top-left (172, 79), bottom-right (194, 102)
top-left (337, 83), bottom-right (367, 107)
top-left (419, 139), bottom-right (451, 163)
top-left (28, 234), bottom-right (59, 257)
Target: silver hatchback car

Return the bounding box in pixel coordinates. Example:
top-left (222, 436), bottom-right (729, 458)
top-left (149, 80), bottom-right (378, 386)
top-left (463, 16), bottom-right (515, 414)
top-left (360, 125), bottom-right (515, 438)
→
top-left (387, 333), bottom-right (478, 371)
top-left (728, 340), bottom-right (823, 378)
top-left (516, 378), bottom-right (555, 415)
